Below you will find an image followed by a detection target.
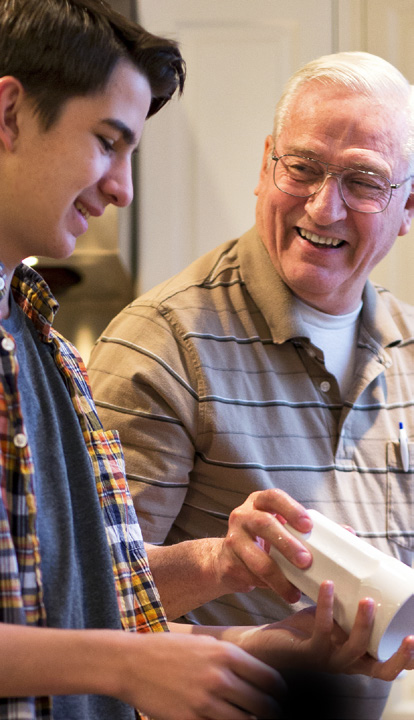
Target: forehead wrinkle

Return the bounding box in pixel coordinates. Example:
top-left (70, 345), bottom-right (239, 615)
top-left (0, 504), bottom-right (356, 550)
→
top-left (283, 139), bottom-right (395, 177)
top-left (282, 92), bottom-right (408, 178)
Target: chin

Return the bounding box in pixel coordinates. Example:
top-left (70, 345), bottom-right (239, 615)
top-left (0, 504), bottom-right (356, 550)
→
top-left (288, 265), bottom-right (340, 290)
top-left (50, 235), bottom-right (78, 260)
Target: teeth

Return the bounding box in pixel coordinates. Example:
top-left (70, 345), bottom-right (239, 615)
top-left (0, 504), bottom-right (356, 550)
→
top-left (75, 200), bottom-right (90, 220)
top-left (299, 228), bottom-right (342, 247)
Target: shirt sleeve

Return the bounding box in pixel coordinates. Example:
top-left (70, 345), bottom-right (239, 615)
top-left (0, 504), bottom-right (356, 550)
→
top-left (88, 302), bottom-right (199, 544)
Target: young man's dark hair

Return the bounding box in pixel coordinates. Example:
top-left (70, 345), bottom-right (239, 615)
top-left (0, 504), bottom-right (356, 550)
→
top-left (0, 0), bottom-right (186, 128)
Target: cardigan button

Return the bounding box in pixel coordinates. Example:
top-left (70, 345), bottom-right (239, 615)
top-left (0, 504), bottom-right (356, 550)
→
top-left (13, 432), bottom-right (28, 448)
top-left (1, 337), bottom-right (15, 352)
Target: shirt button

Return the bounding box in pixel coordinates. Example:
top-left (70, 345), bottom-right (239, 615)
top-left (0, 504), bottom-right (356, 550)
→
top-left (13, 432), bottom-right (28, 448)
top-left (320, 380), bottom-right (331, 392)
top-left (1, 337), bottom-right (15, 352)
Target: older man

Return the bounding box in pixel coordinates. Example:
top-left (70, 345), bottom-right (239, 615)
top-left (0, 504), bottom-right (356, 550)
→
top-left (89, 52), bottom-right (414, 718)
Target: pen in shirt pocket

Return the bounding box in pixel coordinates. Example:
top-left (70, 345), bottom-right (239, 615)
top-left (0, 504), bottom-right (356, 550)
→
top-left (399, 422), bottom-right (409, 473)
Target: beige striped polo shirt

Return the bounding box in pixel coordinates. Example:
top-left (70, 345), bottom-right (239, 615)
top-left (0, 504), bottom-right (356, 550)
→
top-left (89, 226), bottom-right (414, 715)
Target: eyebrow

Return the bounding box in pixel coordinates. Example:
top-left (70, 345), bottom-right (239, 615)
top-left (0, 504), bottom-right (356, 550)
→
top-left (286, 146), bottom-right (390, 177)
top-left (100, 118), bottom-right (137, 147)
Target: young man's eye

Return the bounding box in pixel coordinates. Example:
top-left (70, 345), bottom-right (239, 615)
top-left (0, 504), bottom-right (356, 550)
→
top-left (98, 135), bottom-right (114, 152)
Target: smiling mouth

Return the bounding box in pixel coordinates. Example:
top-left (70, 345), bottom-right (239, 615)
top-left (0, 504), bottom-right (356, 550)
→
top-left (297, 227), bottom-right (345, 248)
top-left (74, 200), bottom-right (91, 220)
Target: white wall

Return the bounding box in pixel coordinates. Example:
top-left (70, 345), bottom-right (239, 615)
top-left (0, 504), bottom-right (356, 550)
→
top-left (136, 0), bottom-right (335, 292)
top-left (362, 0), bottom-right (414, 306)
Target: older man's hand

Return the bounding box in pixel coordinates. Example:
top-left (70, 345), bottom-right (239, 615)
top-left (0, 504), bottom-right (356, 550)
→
top-left (214, 488), bottom-right (313, 603)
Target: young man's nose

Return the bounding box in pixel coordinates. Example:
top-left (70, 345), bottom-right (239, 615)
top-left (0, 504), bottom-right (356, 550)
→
top-left (100, 162), bottom-right (134, 207)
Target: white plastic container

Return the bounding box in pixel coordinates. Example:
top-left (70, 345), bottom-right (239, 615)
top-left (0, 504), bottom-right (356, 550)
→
top-left (269, 509), bottom-right (414, 660)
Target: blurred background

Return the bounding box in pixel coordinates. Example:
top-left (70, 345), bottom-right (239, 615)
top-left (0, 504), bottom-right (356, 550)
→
top-left (37, 2), bottom-right (414, 716)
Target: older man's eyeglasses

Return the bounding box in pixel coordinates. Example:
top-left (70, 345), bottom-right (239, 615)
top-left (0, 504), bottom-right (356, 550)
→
top-left (271, 152), bottom-right (412, 214)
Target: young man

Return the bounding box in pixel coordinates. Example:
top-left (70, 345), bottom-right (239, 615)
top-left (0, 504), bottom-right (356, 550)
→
top-left (0, 3), bottom-right (284, 718)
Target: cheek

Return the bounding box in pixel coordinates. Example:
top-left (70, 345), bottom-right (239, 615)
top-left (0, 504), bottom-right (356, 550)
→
top-left (256, 176), bottom-right (306, 243)
top-left (355, 217), bottom-right (396, 270)
top-left (263, 194), bottom-right (301, 243)
top-left (257, 186), bottom-right (282, 226)
top-left (256, 195), bottom-right (278, 256)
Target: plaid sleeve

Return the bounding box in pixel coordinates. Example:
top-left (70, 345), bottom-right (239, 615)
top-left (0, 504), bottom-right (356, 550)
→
top-left (85, 427), bottom-right (168, 633)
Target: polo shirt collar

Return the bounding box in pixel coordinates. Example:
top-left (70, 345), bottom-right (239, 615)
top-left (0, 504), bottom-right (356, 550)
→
top-left (238, 225), bottom-right (403, 349)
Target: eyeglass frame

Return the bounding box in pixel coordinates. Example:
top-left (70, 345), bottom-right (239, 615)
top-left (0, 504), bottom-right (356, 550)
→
top-left (271, 151), bottom-right (413, 214)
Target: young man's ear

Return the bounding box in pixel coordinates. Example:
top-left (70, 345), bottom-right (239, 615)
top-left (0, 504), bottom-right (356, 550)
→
top-left (0, 76), bottom-right (25, 151)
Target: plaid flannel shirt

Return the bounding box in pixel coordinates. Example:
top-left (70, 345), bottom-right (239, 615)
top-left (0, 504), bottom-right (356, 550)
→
top-left (0, 264), bottom-right (167, 719)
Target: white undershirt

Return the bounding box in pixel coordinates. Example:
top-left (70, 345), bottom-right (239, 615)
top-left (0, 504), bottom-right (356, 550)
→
top-left (294, 297), bottom-right (363, 397)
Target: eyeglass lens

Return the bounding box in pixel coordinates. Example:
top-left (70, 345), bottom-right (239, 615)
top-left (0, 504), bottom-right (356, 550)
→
top-left (274, 155), bottom-right (391, 213)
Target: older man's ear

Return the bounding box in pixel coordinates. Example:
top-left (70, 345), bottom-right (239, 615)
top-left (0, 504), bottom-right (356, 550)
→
top-left (398, 184), bottom-right (414, 236)
top-left (254, 135), bottom-right (274, 196)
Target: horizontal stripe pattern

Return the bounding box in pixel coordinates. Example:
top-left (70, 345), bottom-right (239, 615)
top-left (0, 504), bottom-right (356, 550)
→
top-left (89, 227), bottom-right (414, 574)
top-left (89, 225), bottom-right (414, 556)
